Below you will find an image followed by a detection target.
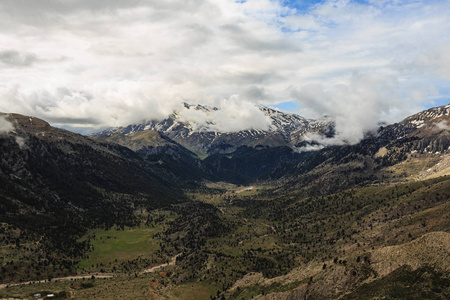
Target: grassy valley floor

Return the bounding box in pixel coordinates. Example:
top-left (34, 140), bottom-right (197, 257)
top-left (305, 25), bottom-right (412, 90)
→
top-left (1, 176), bottom-right (449, 299)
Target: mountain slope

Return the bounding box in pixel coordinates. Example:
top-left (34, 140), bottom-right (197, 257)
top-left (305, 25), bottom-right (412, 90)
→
top-left (203, 146), bottom-right (310, 184)
top-left (0, 112), bottom-right (190, 282)
top-left (278, 104), bottom-right (450, 194)
top-left (95, 129), bottom-right (211, 183)
top-left (380, 104), bottom-right (450, 140)
top-left (0, 112), bottom-right (190, 217)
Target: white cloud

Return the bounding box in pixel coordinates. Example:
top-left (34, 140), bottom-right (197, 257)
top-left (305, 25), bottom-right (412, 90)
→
top-left (392, 42), bottom-right (450, 79)
top-left (14, 136), bottom-right (27, 149)
top-left (0, 0), bottom-right (448, 139)
top-left (178, 97), bottom-right (271, 132)
top-left (284, 14), bottom-right (321, 31)
top-left (0, 84), bottom-right (185, 131)
top-left (0, 115), bottom-right (14, 134)
top-left (292, 72), bottom-right (432, 145)
top-left (0, 114), bottom-right (28, 148)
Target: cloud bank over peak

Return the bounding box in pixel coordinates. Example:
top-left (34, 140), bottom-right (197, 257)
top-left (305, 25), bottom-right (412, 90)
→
top-left (0, 0), bottom-right (448, 139)
top-left (178, 98), bottom-right (272, 133)
top-left (292, 72), bottom-right (433, 145)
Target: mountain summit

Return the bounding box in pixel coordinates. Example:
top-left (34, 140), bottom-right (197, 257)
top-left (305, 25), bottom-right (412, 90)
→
top-left (92, 104), bottom-right (334, 155)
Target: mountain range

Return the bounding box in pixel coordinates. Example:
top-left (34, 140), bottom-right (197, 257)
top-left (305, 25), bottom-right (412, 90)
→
top-left (92, 103), bottom-right (335, 156)
top-left (0, 103), bottom-right (449, 299)
top-left (92, 103), bottom-right (450, 184)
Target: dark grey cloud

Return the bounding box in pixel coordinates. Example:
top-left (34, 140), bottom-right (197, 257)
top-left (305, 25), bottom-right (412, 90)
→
top-left (46, 117), bottom-right (102, 126)
top-left (0, 50), bottom-right (69, 68)
top-left (0, 0), bottom-right (144, 16)
top-left (0, 0), bottom-right (212, 30)
top-left (0, 50), bottom-right (39, 67)
top-left (221, 24), bottom-right (301, 53)
top-left (242, 86), bottom-right (273, 101)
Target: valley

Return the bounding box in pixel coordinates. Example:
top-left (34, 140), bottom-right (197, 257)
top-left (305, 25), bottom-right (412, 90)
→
top-left (0, 104), bottom-right (449, 299)
top-left (1, 176), bottom-right (448, 299)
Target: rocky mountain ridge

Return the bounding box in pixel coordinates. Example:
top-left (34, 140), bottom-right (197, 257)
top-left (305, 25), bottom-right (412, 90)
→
top-left (92, 103), bottom-right (335, 155)
top-left (380, 104), bottom-right (450, 141)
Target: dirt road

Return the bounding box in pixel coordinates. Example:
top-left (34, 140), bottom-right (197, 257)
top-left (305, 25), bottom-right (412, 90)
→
top-left (140, 253), bottom-right (182, 274)
top-left (0, 254), bottom-right (182, 290)
top-left (0, 274), bottom-right (115, 290)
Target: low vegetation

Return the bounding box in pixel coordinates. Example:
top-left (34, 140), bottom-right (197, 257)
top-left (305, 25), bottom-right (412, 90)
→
top-left (2, 174), bottom-right (448, 299)
top-left (1, 110), bottom-right (449, 299)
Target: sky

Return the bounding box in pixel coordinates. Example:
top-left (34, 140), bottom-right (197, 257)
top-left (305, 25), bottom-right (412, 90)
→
top-left (0, 0), bottom-right (449, 142)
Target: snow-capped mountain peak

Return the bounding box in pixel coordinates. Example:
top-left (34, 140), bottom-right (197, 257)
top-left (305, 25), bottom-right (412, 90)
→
top-left (92, 103), bottom-right (334, 155)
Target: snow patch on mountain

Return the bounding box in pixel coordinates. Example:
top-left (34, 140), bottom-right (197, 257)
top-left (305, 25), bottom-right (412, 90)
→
top-left (404, 104), bottom-right (450, 128)
top-left (93, 103), bottom-right (336, 154)
top-left (97, 103), bottom-right (333, 141)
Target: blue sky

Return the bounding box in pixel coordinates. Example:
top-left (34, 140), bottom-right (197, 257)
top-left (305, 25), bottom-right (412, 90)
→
top-left (282, 0), bottom-right (326, 11)
top-left (0, 0), bottom-right (449, 139)
top-left (272, 101), bottom-right (300, 112)
top-left (282, 0), bottom-right (432, 11)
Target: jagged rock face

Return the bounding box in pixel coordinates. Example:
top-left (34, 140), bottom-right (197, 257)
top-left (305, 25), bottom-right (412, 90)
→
top-left (92, 104), bottom-right (334, 155)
